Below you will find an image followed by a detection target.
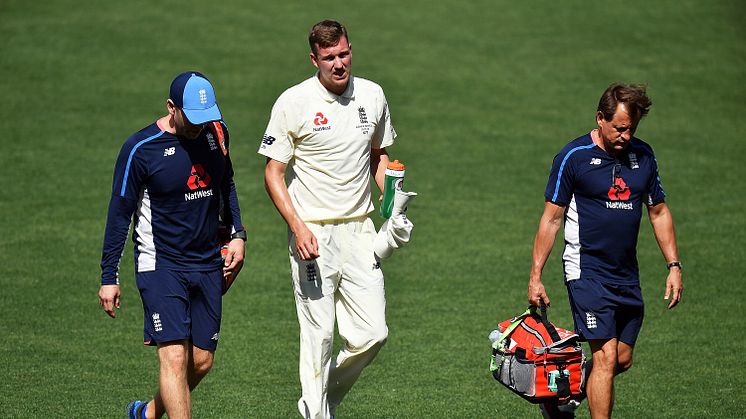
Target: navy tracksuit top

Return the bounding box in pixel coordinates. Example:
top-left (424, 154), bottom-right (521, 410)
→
top-left (100, 121), bottom-right (242, 285)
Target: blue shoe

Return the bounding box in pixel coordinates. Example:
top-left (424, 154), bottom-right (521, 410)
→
top-left (126, 400), bottom-right (147, 419)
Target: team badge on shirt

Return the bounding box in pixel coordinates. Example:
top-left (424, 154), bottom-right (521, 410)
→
top-left (628, 152), bottom-right (639, 169)
top-left (206, 132), bottom-right (218, 151)
top-left (356, 106), bottom-right (372, 134)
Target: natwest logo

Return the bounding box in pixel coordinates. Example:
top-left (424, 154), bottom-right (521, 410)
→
top-left (313, 112), bottom-right (328, 126)
top-left (187, 164), bottom-right (211, 190)
top-left (608, 177), bottom-right (631, 201)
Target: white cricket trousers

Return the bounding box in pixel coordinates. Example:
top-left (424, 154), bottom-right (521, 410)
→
top-left (290, 217), bottom-right (388, 419)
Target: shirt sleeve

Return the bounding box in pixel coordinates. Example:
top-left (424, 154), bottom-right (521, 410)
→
top-left (372, 87), bottom-right (396, 149)
top-left (544, 149), bottom-right (575, 206)
top-left (218, 122), bottom-right (244, 234)
top-left (100, 138), bottom-right (147, 285)
top-left (645, 150), bottom-right (667, 206)
top-left (258, 94), bottom-right (295, 163)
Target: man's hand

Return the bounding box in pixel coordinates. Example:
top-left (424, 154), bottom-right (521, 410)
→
top-left (99, 284), bottom-right (121, 318)
top-left (293, 222), bottom-right (319, 261)
top-left (528, 278), bottom-right (550, 307)
top-left (222, 238), bottom-right (246, 294)
top-left (264, 157), bottom-right (319, 261)
top-left (664, 268), bottom-right (683, 309)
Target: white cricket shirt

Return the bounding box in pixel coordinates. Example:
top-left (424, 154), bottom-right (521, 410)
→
top-left (258, 74), bottom-right (396, 222)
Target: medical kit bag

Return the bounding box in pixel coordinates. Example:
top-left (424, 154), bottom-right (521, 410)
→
top-left (489, 304), bottom-right (587, 403)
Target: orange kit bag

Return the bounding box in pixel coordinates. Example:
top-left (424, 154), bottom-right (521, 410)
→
top-left (489, 304), bottom-right (587, 403)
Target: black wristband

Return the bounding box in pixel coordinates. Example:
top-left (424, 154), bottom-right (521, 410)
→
top-left (231, 230), bottom-right (247, 241)
top-left (666, 261), bottom-right (682, 270)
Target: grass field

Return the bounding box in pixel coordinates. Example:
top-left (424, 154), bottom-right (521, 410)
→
top-left (1, 0), bottom-right (745, 417)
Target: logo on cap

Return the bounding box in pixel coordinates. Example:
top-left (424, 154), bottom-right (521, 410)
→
top-left (199, 89), bottom-right (208, 105)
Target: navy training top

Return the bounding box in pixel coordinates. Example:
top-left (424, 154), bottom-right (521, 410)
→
top-left (100, 121), bottom-right (243, 285)
top-left (544, 132), bottom-right (666, 285)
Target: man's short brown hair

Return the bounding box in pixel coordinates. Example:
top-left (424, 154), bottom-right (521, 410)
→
top-left (597, 83), bottom-right (653, 122)
top-left (309, 20), bottom-right (349, 55)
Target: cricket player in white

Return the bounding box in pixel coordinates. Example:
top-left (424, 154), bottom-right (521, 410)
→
top-left (258, 20), bottom-right (397, 419)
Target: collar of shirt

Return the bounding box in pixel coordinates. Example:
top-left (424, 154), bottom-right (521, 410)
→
top-left (313, 72), bottom-right (355, 103)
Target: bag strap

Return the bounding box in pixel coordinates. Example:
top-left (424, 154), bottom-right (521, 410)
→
top-left (494, 307), bottom-right (533, 346)
top-left (210, 121), bottom-right (228, 156)
top-left (536, 302), bottom-right (562, 343)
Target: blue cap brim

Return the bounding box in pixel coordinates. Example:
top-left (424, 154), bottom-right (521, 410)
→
top-left (183, 103), bottom-right (222, 125)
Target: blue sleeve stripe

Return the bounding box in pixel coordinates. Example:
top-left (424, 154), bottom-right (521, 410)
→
top-left (120, 132), bottom-right (164, 197)
top-left (551, 144), bottom-right (596, 202)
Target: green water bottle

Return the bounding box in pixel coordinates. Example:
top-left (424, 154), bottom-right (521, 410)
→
top-left (380, 160), bottom-right (405, 219)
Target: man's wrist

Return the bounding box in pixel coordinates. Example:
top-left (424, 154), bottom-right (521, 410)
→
top-left (230, 230), bottom-right (247, 241)
top-left (289, 218), bottom-right (307, 235)
top-left (666, 261), bottom-right (683, 270)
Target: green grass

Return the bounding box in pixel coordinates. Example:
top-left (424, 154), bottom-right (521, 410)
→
top-left (1, 0), bottom-right (745, 417)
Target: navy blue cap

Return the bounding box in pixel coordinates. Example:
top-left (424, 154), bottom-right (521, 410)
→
top-left (169, 72), bottom-right (222, 124)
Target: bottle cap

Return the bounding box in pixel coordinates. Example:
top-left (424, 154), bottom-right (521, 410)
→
top-left (387, 160), bottom-right (405, 170)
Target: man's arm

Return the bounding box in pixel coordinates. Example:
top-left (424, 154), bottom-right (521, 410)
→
top-left (264, 158), bottom-right (319, 260)
top-left (528, 201), bottom-right (566, 307)
top-left (99, 137), bottom-right (146, 318)
top-left (370, 147), bottom-right (390, 196)
top-left (219, 131), bottom-right (246, 290)
top-left (647, 202), bottom-right (683, 309)
top-left (99, 195), bottom-right (137, 318)
top-left (221, 179), bottom-right (246, 291)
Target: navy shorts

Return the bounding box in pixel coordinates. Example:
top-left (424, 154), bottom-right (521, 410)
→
top-left (136, 269), bottom-right (223, 352)
top-left (566, 277), bottom-right (644, 346)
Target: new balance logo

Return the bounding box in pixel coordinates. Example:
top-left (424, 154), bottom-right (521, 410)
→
top-left (211, 333), bottom-right (219, 341)
top-left (261, 134), bottom-right (276, 148)
top-left (590, 158), bottom-right (601, 165)
top-left (164, 147), bottom-right (176, 156)
top-left (372, 261), bottom-right (381, 270)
